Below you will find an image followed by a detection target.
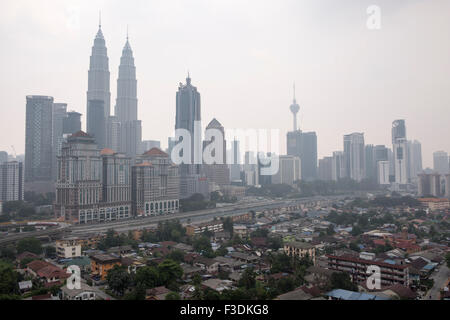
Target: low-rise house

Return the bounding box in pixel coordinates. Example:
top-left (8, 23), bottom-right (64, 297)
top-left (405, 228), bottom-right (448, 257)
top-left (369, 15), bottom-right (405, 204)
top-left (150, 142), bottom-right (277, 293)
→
top-left (145, 286), bottom-right (171, 300)
top-left (180, 263), bottom-right (202, 279)
top-left (194, 257), bottom-right (220, 274)
top-left (174, 243), bottom-right (194, 252)
top-left (229, 251), bottom-right (259, 264)
top-left (18, 280), bottom-right (33, 293)
top-left (186, 221), bottom-right (223, 236)
top-left (107, 245), bottom-right (134, 256)
top-left (60, 282), bottom-right (98, 300)
top-left (275, 287), bottom-right (313, 300)
top-left (56, 238), bottom-right (82, 259)
top-left (284, 241), bottom-right (316, 265)
top-left (325, 289), bottom-right (390, 300)
top-left (201, 279), bottom-right (234, 292)
top-left (26, 260), bottom-right (69, 285)
top-left (90, 254), bottom-right (121, 281)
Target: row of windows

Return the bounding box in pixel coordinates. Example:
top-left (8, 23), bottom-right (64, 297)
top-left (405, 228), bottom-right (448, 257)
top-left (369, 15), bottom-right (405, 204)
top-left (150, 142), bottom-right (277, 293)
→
top-left (79, 206), bottom-right (130, 224)
top-left (144, 200), bottom-right (179, 215)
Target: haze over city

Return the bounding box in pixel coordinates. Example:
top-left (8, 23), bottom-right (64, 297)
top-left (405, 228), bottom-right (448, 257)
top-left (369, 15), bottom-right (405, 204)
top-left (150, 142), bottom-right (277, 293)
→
top-left (1, 0), bottom-right (450, 166)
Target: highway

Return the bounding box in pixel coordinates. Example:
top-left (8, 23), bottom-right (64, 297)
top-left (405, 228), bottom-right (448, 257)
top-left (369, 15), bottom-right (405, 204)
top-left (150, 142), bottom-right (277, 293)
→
top-left (0, 195), bottom-right (351, 243)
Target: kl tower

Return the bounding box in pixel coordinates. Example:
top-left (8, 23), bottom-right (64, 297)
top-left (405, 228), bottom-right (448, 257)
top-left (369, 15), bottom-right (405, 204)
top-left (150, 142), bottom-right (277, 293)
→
top-left (290, 83), bottom-right (300, 131)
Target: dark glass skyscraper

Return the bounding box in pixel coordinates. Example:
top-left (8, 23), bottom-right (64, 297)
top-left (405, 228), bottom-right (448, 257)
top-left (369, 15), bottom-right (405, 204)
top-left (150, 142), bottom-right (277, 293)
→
top-left (87, 99), bottom-right (106, 148)
top-left (25, 96), bottom-right (53, 183)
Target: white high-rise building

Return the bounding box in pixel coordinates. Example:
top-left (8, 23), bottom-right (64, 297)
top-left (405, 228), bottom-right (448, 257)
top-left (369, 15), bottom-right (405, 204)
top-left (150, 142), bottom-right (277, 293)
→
top-left (0, 162), bottom-right (24, 202)
top-left (271, 155), bottom-right (301, 186)
top-left (343, 133), bottom-right (365, 182)
top-left (377, 161), bottom-right (390, 185)
top-left (392, 120), bottom-right (409, 185)
top-left (407, 140), bottom-right (423, 182)
top-left (331, 151), bottom-right (346, 181)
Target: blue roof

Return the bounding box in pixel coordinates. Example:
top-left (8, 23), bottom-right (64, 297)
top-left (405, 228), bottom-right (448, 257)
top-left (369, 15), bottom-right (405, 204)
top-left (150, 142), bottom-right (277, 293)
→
top-left (326, 289), bottom-right (390, 300)
top-left (383, 259), bottom-right (396, 265)
top-left (423, 263), bottom-right (437, 270)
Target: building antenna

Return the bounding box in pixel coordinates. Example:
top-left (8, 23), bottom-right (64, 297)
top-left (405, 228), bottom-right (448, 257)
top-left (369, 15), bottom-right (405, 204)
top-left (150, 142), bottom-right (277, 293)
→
top-left (99, 11), bottom-right (102, 28)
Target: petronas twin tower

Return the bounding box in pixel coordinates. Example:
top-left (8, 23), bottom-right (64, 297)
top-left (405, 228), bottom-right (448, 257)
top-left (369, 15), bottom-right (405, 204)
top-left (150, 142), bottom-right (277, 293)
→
top-left (87, 20), bottom-right (141, 158)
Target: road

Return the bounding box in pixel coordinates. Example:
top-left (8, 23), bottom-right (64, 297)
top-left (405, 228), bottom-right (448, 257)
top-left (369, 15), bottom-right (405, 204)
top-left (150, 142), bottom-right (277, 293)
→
top-left (428, 264), bottom-right (449, 300)
top-left (0, 195), bottom-right (351, 242)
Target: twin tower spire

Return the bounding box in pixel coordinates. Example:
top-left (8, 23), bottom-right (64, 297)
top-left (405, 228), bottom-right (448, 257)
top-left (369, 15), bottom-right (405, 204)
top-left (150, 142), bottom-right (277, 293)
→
top-left (87, 17), bottom-right (140, 157)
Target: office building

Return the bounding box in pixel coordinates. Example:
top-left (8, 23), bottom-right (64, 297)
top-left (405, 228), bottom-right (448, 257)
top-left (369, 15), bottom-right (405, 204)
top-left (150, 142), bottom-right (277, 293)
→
top-left (343, 133), bottom-right (365, 182)
top-left (133, 148), bottom-right (180, 216)
top-left (377, 161), bottom-right (390, 185)
top-left (54, 131), bottom-right (131, 224)
top-left (433, 151), bottom-right (449, 175)
top-left (332, 151), bottom-right (346, 181)
top-left (87, 99), bottom-right (106, 148)
top-left (408, 140), bottom-right (423, 181)
top-left (52, 103), bottom-right (68, 181)
top-left (272, 155), bottom-right (301, 186)
top-left (318, 157), bottom-right (333, 181)
top-left (25, 95), bottom-right (53, 183)
top-left (0, 161), bottom-right (24, 202)
top-left (392, 120), bottom-right (409, 185)
top-left (203, 119), bottom-right (230, 188)
top-left (417, 173), bottom-right (442, 197)
top-left (63, 111), bottom-right (82, 135)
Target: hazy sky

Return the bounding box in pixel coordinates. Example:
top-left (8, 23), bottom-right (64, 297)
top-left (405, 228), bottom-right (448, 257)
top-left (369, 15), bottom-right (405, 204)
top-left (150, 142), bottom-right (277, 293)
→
top-left (1, 0), bottom-right (449, 168)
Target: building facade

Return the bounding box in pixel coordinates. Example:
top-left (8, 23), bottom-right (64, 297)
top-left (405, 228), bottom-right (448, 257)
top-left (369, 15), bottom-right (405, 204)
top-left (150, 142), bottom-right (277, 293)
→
top-left (343, 133), bottom-right (365, 182)
top-left (54, 131), bottom-right (131, 224)
top-left (132, 148), bottom-right (180, 216)
top-left (25, 95), bottom-right (54, 183)
top-left (0, 161), bottom-right (24, 202)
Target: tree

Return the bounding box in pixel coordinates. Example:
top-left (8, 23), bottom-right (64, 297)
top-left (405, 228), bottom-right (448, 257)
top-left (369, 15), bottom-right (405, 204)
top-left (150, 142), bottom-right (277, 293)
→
top-left (222, 217), bottom-right (234, 235)
top-left (157, 259), bottom-right (183, 286)
top-left (193, 236), bottom-right (213, 255)
top-left (0, 260), bottom-right (18, 295)
top-left (16, 238), bottom-right (42, 255)
top-left (44, 246), bottom-right (56, 258)
top-left (238, 268), bottom-right (256, 290)
top-left (192, 273), bottom-right (202, 286)
top-left (106, 265), bottom-right (132, 296)
top-left (165, 292), bottom-right (181, 300)
top-left (446, 252), bottom-right (450, 269)
top-left (135, 266), bottom-right (160, 289)
top-left (329, 272), bottom-right (358, 291)
top-left (167, 249), bottom-right (185, 263)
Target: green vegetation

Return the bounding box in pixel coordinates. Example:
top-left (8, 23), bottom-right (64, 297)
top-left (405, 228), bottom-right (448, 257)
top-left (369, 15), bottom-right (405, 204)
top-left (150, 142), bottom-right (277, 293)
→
top-left (16, 238), bottom-right (43, 255)
top-left (140, 220), bottom-right (186, 243)
top-left (97, 229), bottom-right (139, 251)
top-left (180, 194), bottom-right (216, 212)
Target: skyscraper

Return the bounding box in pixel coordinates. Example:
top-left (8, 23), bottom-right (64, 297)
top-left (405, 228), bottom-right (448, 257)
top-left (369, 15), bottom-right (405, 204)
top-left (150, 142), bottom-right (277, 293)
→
top-left (433, 151), bottom-right (449, 175)
top-left (331, 151), bottom-right (345, 181)
top-left (54, 131), bottom-right (132, 224)
top-left (87, 99), bottom-right (106, 148)
top-left (408, 140), bottom-right (423, 182)
top-left (318, 157), bottom-right (333, 181)
top-left (272, 155), bottom-right (301, 185)
top-left (203, 119), bottom-right (230, 187)
top-left (392, 120), bottom-right (409, 185)
top-left (52, 103), bottom-right (68, 180)
top-left (175, 74), bottom-right (205, 198)
top-left (115, 35), bottom-right (142, 158)
top-left (25, 96), bottom-right (53, 183)
top-left (175, 74), bottom-right (202, 168)
top-left (343, 133), bottom-right (365, 182)
top-left (364, 144), bottom-right (376, 182)
top-left (87, 21), bottom-right (111, 119)
top-left (0, 161), bottom-right (24, 202)
top-left (133, 148), bottom-right (180, 216)
top-left (63, 111), bottom-right (82, 135)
